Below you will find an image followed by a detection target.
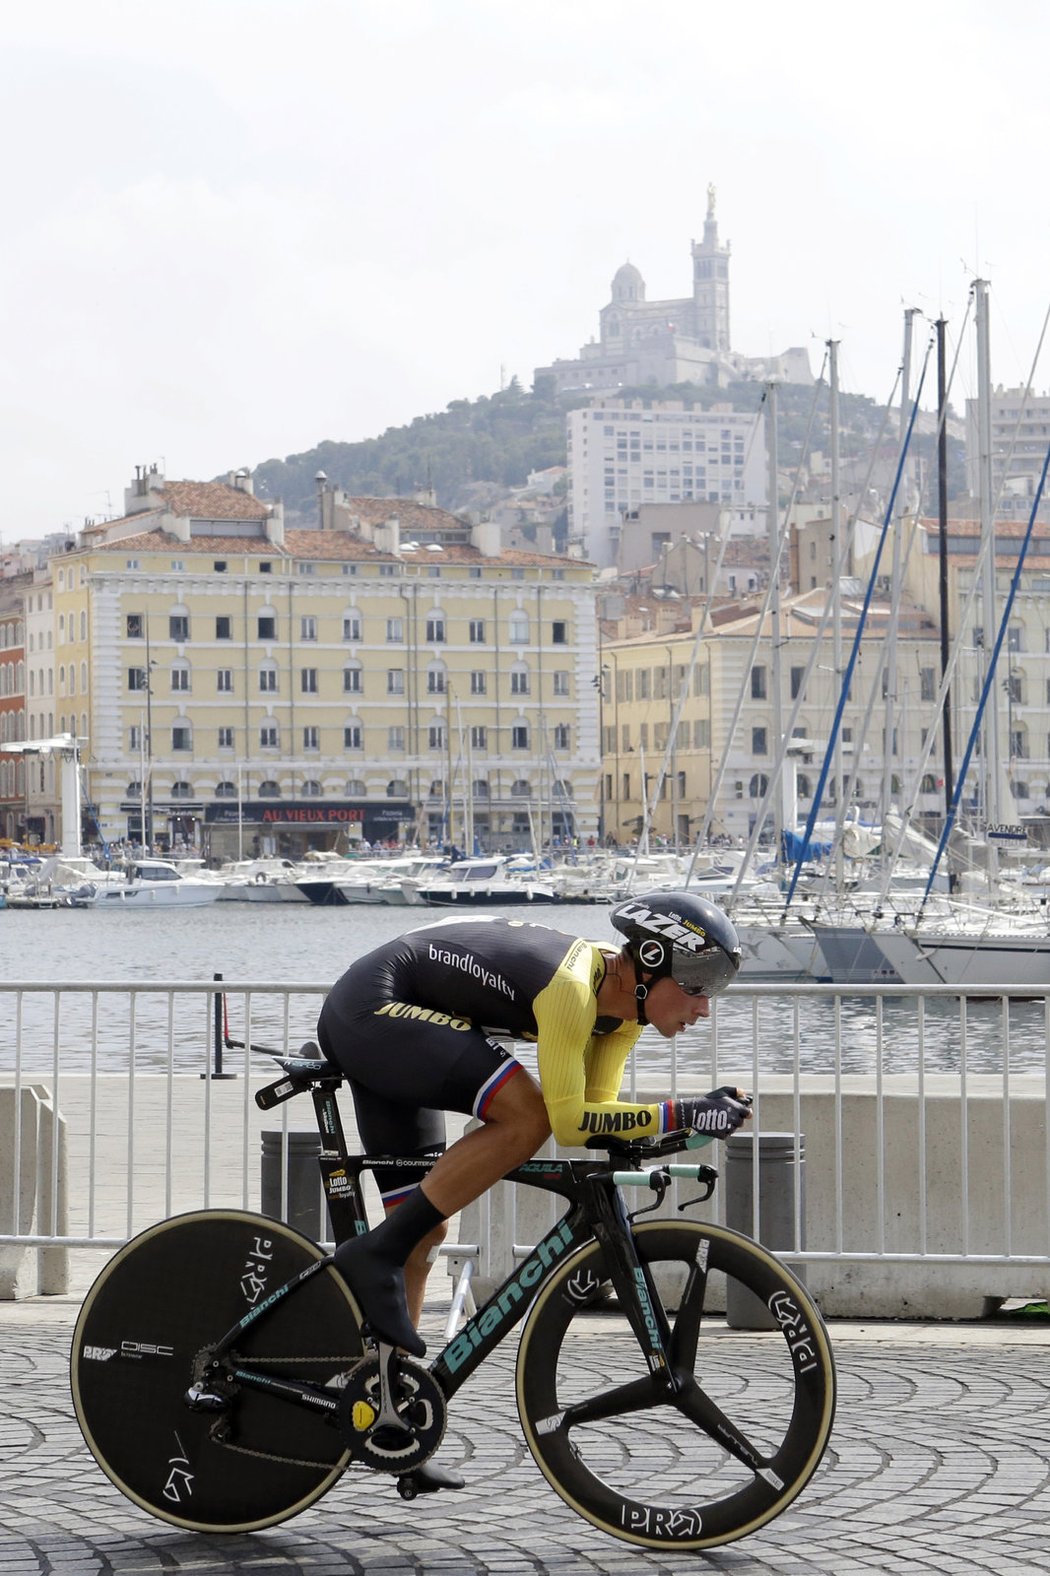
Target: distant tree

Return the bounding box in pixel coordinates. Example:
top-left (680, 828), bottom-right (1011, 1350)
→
top-left (246, 374), bottom-right (965, 527)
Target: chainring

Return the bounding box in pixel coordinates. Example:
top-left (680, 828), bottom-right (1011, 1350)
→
top-left (337, 1355), bottom-right (446, 1473)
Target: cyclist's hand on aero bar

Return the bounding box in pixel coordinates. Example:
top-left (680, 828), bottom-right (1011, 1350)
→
top-left (675, 1086), bottom-right (752, 1140)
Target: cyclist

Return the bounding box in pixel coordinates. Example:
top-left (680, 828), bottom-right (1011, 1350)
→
top-left (318, 889), bottom-right (750, 1483)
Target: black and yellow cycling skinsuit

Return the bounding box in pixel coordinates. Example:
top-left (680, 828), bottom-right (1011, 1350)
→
top-left (317, 914), bottom-right (679, 1204)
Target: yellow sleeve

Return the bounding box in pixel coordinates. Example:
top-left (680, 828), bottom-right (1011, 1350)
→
top-left (533, 940), bottom-right (670, 1146)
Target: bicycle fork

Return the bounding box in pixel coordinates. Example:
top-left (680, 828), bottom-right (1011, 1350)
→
top-left (587, 1177), bottom-right (682, 1392)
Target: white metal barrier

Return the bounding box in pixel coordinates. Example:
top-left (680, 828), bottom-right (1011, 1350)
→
top-left (2, 979), bottom-right (1048, 1316)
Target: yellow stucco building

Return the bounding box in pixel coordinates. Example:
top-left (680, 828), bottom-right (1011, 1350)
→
top-left (53, 471), bottom-right (599, 856)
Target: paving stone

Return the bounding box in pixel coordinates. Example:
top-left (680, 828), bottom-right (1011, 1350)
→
top-left (4, 1311), bottom-right (1050, 1574)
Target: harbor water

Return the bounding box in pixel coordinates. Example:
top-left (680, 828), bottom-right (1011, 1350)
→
top-left (4, 899), bottom-right (1046, 1079)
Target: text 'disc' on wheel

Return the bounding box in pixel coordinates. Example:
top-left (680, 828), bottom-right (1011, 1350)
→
top-left (71, 1209), bottom-right (364, 1532)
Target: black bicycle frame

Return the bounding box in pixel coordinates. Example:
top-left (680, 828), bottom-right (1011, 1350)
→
top-left (210, 1066), bottom-right (709, 1420)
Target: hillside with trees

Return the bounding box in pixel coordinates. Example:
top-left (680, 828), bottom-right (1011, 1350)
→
top-left (250, 375), bottom-right (966, 525)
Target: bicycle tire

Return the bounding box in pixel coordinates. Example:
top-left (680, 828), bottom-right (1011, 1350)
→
top-left (71, 1209), bottom-right (364, 1532)
top-left (516, 1219), bottom-right (835, 1549)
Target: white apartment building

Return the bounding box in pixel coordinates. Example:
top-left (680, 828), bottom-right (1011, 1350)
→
top-left (965, 386), bottom-right (1050, 510)
top-left (567, 402), bottom-right (767, 569)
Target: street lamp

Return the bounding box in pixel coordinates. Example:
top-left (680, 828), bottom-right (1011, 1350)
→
top-left (592, 665), bottom-right (610, 843)
top-left (144, 618), bottom-right (157, 852)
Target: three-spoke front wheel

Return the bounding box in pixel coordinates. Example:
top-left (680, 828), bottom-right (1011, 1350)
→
top-left (515, 1220), bottom-right (835, 1549)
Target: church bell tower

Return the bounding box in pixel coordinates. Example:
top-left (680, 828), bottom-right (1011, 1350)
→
top-left (691, 184), bottom-right (731, 352)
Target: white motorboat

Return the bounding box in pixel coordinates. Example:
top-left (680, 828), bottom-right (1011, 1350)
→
top-left (296, 855), bottom-right (447, 906)
top-left (216, 858), bottom-right (310, 903)
top-left (91, 858), bottom-right (225, 908)
top-left (400, 855), bottom-right (561, 907)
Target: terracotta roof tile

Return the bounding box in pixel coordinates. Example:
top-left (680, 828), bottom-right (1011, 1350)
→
top-left (160, 480), bottom-right (270, 520)
top-left (282, 530), bottom-right (388, 561)
top-left (94, 530), bottom-right (283, 557)
top-left (337, 496), bottom-right (467, 533)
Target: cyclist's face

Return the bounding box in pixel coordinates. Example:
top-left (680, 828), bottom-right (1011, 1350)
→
top-left (644, 976), bottom-right (711, 1038)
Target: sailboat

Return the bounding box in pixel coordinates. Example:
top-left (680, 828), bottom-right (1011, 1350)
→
top-left (806, 283), bottom-right (1050, 989)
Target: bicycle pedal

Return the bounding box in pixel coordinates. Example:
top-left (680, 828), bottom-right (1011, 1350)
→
top-left (397, 1462), bottom-right (465, 1498)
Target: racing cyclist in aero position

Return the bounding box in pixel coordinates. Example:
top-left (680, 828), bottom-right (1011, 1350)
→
top-left (317, 889), bottom-right (751, 1492)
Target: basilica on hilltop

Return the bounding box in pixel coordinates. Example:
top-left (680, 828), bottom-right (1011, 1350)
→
top-left (534, 187), bottom-right (812, 394)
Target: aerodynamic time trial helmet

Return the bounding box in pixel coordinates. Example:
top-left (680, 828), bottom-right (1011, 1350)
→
top-left (609, 889), bottom-right (742, 1000)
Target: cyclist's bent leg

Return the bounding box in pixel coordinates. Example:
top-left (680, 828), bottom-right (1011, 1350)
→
top-left (319, 1004), bottom-right (546, 1354)
top-left (420, 1071), bottom-right (550, 1218)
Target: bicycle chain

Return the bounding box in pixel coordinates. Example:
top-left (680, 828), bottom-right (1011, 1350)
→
top-left (232, 1353), bottom-right (360, 1365)
top-left (210, 1430), bottom-right (344, 1472)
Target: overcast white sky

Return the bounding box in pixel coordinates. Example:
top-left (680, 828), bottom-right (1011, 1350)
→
top-left (3, 0), bottom-right (1049, 539)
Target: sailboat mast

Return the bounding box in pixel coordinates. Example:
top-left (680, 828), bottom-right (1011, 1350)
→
top-left (882, 309), bottom-right (917, 832)
top-left (827, 339), bottom-right (844, 888)
top-left (935, 318), bottom-right (955, 823)
top-left (766, 380), bottom-right (784, 868)
top-left (974, 279), bottom-right (1003, 856)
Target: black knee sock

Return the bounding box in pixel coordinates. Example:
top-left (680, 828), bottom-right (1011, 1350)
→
top-left (361, 1185), bottom-right (447, 1265)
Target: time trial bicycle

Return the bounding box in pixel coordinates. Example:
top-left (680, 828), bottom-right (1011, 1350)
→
top-left (71, 1046), bottom-right (835, 1551)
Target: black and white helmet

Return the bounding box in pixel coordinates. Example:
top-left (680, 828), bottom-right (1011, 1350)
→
top-left (610, 889), bottom-right (742, 1000)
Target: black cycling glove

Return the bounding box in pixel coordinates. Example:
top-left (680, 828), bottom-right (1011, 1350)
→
top-left (673, 1086), bottom-right (752, 1139)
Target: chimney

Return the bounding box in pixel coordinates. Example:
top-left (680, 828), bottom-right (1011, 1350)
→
top-left (125, 464), bottom-right (163, 516)
top-left (375, 514), bottom-right (400, 555)
top-left (470, 519), bottom-right (502, 557)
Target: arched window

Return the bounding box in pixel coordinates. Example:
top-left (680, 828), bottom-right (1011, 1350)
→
top-left (301, 780), bottom-right (323, 797)
top-left (511, 779), bottom-right (532, 798)
top-left (258, 780), bottom-right (282, 798)
top-left (510, 661), bottom-right (530, 695)
top-left (429, 780), bottom-right (445, 798)
top-left (214, 781), bottom-right (237, 798)
top-left (171, 781), bottom-right (194, 799)
top-left (346, 779), bottom-right (367, 796)
top-left (472, 779), bottom-right (490, 799)
top-left (387, 779), bottom-right (409, 798)
top-left (920, 773), bottom-right (937, 793)
top-left (80, 661), bottom-right (87, 692)
top-left (509, 610), bottom-right (529, 644)
top-left (797, 773), bottom-right (812, 799)
top-left (171, 657), bottom-right (191, 693)
top-left (749, 773), bottom-right (769, 798)
top-left (1010, 779), bottom-right (1030, 799)
top-left (426, 659), bottom-right (447, 695)
top-left (127, 781), bottom-right (142, 799)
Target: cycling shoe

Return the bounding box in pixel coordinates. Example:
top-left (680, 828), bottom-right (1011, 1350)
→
top-left (398, 1460), bottom-right (465, 1497)
top-left (332, 1238), bottom-right (426, 1358)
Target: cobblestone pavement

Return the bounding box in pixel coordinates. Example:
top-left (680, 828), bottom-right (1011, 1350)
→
top-left (2, 1303), bottom-right (1049, 1576)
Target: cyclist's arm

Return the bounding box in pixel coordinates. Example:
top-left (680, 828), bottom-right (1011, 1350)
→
top-left (533, 946), bottom-right (676, 1145)
top-left (583, 1021), bottom-right (641, 1104)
